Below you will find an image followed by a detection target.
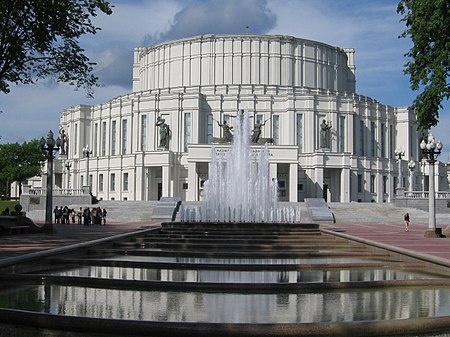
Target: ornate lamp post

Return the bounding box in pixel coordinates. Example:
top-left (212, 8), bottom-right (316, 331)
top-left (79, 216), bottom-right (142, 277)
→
top-left (83, 145), bottom-right (92, 192)
top-left (40, 130), bottom-right (61, 231)
top-left (65, 160), bottom-right (72, 190)
top-left (419, 133), bottom-right (443, 237)
top-left (408, 160), bottom-right (416, 192)
top-left (394, 148), bottom-right (405, 195)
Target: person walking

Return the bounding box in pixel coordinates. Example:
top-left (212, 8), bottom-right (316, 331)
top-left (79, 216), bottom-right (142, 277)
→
top-left (404, 212), bottom-right (410, 232)
top-left (102, 208), bottom-right (107, 225)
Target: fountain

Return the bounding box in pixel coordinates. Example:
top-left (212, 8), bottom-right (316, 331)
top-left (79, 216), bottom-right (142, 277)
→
top-left (181, 110), bottom-right (300, 223)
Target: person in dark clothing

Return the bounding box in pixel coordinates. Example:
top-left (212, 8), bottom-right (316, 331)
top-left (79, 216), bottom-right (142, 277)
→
top-left (404, 213), bottom-right (410, 232)
top-left (102, 208), bottom-right (107, 225)
top-left (83, 207), bottom-right (91, 226)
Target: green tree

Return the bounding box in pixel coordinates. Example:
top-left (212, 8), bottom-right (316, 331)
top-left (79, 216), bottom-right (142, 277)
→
top-left (0, 0), bottom-right (112, 97)
top-left (397, 0), bottom-right (450, 131)
top-left (0, 140), bottom-right (47, 196)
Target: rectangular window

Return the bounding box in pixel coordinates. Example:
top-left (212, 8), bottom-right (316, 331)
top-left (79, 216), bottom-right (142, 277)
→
top-left (94, 123), bottom-right (98, 156)
top-left (99, 174), bottom-right (103, 192)
top-left (380, 123), bottom-right (386, 158)
top-left (389, 125), bottom-right (394, 159)
top-left (273, 115), bottom-right (280, 145)
top-left (207, 114), bottom-right (213, 144)
top-left (296, 113), bottom-right (303, 151)
top-left (101, 121), bottom-right (106, 156)
top-left (370, 175), bottom-right (375, 193)
top-left (81, 175), bottom-right (84, 187)
top-left (370, 121), bottom-right (376, 157)
top-left (184, 112), bottom-right (191, 151)
top-left (111, 121), bottom-right (116, 155)
top-left (111, 173), bottom-right (115, 191)
top-left (359, 120), bottom-right (365, 156)
top-left (256, 114), bottom-right (264, 125)
top-left (339, 116), bottom-right (345, 152)
top-left (141, 115), bottom-right (147, 151)
top-left (383, 176), bottom-right (387, 194)
top-left (182, 183), bottom-right (188, 190)
top-left (123, 173), bottom-right (128, 191)
top-left (74, 123), bottom-right (78, 155)
top-left (122, 119), bottom-right (127, 155)
top-left (357, 174), bottom-right (363, 193)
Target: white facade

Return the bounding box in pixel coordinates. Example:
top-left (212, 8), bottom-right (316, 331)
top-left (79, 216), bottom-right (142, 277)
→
top-left (56, 34), bottom-right (448, 203)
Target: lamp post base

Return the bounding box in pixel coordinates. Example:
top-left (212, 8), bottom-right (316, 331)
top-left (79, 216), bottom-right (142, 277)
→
top-left (424, 228), bottom-right (445, 238)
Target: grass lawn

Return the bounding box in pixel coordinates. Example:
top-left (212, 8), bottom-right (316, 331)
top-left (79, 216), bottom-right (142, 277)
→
top-left (0, 200), bottom-right (21, 214)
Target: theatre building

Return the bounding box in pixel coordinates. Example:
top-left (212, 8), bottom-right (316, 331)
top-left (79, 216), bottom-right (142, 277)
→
top-left (55, 34), bottom-right (448, 203)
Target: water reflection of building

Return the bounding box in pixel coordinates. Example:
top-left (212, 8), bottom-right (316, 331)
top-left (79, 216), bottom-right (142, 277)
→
top-left (32, 282), bottom-right (444, 323)
top-left (29, 264), bottom-right (444, 324)
top-left (52, 34), bottom-right (447, 203)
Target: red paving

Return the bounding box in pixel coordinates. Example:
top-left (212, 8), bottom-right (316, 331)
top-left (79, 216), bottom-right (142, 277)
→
top-left (321, 221), bottom-right (450, 266)
top-left (0, 221), bottom-right (160, 261)
top-left (1, 220), bottom-right (449, 268)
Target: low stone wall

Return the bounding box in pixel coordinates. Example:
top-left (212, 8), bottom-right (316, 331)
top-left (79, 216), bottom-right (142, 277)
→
top-left (20, 194), bottom-right (92, 211)
top-left (394, 197), bottom-right (450, 213)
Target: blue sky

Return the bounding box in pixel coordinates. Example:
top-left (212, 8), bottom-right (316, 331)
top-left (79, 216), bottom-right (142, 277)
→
top-left (1, 0), bottom-right (449, 161)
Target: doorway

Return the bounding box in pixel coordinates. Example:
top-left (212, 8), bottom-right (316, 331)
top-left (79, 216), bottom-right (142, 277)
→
top-left (323, 184), bottom-right (328, 201)
top-left (157, 183), bottom-right (162, 200)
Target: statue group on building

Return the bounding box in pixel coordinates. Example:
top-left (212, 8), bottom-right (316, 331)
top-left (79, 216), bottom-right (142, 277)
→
top-left (213, 110), bottom-right (273, 145)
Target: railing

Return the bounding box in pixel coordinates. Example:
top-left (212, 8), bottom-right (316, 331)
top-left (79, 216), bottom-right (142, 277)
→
top-left (402, 191), bottom-right (450, 199)
top-left (24, 187), bottom-right (90, 196)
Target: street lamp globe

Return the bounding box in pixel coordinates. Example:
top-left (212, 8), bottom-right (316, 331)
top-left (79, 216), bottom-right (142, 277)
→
top-left (420, 139), bottom-right (426, 151)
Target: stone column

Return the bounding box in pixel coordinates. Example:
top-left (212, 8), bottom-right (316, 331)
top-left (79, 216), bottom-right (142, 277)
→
top-left (269, 163), bottom-right (278, 182)
top-left (162, 165), bottom-right (170, 198)
top-left (315, 166), bottom-right (324, 198)
top-left (340, 167), bottom-right (351, 202)
top-left (135, 155), bottom-right (144, 200)
top-left (289, 163), bottom-right (298, 202)
top-left (187, 162), bottom-right (197, 201)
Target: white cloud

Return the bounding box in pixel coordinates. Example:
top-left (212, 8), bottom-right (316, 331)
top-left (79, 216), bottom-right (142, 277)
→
top-left (93, 45), bottom-right (133, 88)
top-left (151, 0), bottom-right (276, 43)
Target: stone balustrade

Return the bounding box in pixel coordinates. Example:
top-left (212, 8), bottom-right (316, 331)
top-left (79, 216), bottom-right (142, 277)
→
top-left (395, 190), bottom-right (450, 212)
top-left (20, 186), bottom-right (92, 211)
top-left (403, 191), bottom-right (450, 199)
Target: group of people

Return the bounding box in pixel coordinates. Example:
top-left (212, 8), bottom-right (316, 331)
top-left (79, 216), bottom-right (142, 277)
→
top-left (54, 206), bottom-right (107, 226)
